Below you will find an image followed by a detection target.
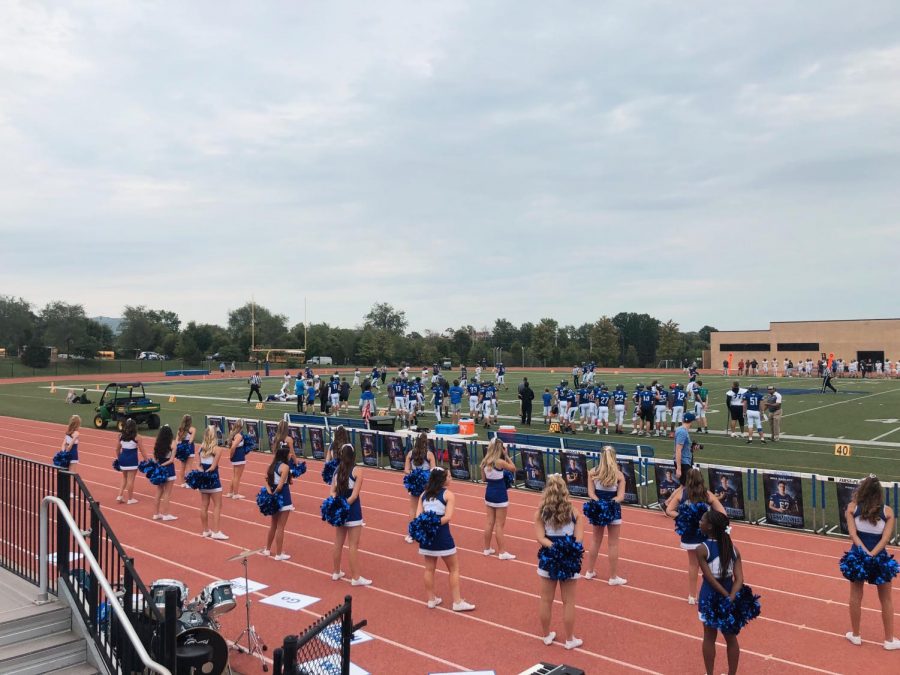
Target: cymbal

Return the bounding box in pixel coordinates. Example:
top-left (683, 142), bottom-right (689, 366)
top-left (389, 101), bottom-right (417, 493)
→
top-left (226, 548), bottom-right (266, 561)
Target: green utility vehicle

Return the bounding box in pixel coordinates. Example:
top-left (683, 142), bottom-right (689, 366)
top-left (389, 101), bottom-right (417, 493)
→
top-left (93, 382), bottom-right (161, 431)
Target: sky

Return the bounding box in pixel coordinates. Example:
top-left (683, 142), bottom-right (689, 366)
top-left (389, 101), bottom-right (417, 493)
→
top-left (2, 1), bottom-right (900, 334)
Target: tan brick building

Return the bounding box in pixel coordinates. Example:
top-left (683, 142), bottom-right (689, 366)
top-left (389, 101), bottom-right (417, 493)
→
top-left (709, 319), bottom-right (900, 369)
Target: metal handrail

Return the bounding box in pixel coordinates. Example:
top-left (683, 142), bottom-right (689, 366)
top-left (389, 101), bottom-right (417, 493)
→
top-left (38, 495), bottom-right (172, 675)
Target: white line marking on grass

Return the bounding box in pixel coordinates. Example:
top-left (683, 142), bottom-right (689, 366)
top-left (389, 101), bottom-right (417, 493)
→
top-left (781, 387), bottom-right (899, 418)
top-left (871, 426), bottom-right (900, 442)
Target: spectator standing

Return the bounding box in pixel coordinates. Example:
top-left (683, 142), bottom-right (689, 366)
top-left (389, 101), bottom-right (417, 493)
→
top-left (294, 376), bottom-right (306, 412)
top-left (520, 378), bottom-right (535, 426)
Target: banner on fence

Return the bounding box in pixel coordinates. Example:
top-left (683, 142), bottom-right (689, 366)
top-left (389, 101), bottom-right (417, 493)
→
top-left (265, 422), bottom-right (278, 451)
top-left (289, 424), bottom-right (303, 452)
top-left (245, 420), bottom-right (261, 450)
top-left (205, 415), bottom-right (225, 447)
top-left (447, 441), bottom-right (471, 481)
top-left (386, 436), bottom-right (405, 470)
top-left (308, 427), bottom-right (325, 460)
top-left (225, 417), bottom-right (240, 437)
top-left (763, 472), bottom-right (805, 529)
top-left (617, 458), bottom-right (639, 505)
top-left (521, 448), bottom-right (546, 491)
top-left (835, 479), bottom-right (860, 535)
top-left (561, 451), bottom-right (588, 497)
top-left (709, 467), bottom-right (746, 520)
top-left (360, 431), bottom-right (377, 467)
top-left (655, 463), bottom-right (680, 507)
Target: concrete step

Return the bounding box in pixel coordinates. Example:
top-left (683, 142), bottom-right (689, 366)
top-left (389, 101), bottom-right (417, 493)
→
top-left (45, 664), bottom-right (100, 675)
top-left (0, 605), bottom-right (72, 647)
top-left (0, 630), bottom-right (87, 675)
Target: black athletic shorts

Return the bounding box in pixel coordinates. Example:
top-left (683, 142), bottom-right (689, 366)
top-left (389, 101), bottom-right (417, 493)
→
top-left (641, 406), bottom-right (654, 421)
top-left (730, 406), bottom-right (744, 421)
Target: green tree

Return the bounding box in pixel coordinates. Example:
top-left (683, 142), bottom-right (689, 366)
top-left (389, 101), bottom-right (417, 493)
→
top-left (492, 319), bottom-right (518, 349)
top-left (0, 297), bottom-right (36, 354)
top-left (357, 328), bottom-right (395, 365)
top-left (363, 303), bottom-right (408, 334)
top-left (613, 312), bottom-right (660, 367)
top-left (227, 303), bottom-right (289, 356)
top-left (518, 322), bottom-right (534, 348)
top-left (451, 329), bottom-right (472, 364)
top-left (118, 306), bottom-right (182, 356)
top-left (21, 332), bottom-right (50, 368)
top-left (624, 345), bottom-right (640, 367)
top-left (590, 316), bottom-right (620, 366)
top-left (39, 302), bottom-right (89, 353)
top-left (176, 332), bottom-right (203, 365)
top-left (656, 320), bottom-right (684, 363)
top-left (531, 318), bottom-right (558, 365)
top-left (698, 325), bottom-right (717, 346)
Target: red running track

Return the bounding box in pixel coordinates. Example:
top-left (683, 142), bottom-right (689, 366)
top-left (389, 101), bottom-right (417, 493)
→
top-left (1, 416), bottom-right (898, 674)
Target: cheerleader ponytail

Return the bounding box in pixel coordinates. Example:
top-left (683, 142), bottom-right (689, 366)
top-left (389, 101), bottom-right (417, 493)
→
top-left (707, 510), bottom-right (734, 577)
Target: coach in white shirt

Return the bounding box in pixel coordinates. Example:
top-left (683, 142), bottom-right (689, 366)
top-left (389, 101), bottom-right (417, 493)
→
top-left (764, 385), bottom-right (783, 441)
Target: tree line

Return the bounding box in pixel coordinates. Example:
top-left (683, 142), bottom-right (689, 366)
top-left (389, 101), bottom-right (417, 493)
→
top-left (0, 296), bottom-right (715, 368)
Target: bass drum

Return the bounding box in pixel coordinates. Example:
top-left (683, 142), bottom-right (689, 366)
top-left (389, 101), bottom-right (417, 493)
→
top-left (175, 626), bottom-right (229, 675)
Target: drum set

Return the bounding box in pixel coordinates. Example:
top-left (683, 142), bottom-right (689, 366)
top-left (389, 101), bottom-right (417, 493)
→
top-left (149, 578), bottom-right (235, 675)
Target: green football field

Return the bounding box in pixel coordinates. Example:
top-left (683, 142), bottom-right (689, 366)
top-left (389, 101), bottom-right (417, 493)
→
top-left (1, 369), bottom-right (898, 482)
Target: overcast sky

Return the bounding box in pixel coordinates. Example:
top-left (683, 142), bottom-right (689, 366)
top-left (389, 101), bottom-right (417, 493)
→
top-left (2, 1), bottom-right (899, 334)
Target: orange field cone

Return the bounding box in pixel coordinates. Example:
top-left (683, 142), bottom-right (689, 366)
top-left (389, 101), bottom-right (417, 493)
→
top-left (50, 382), bottom-right (57, 394)
top-left (168, 395), bottom-right (177, 403)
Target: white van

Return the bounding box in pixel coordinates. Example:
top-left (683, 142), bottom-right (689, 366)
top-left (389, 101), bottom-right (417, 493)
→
top-left (307, 356), bottom-right (333, 365)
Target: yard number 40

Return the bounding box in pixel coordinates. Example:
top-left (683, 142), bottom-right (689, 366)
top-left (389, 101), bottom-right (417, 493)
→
top-left (834, 444), bottom-right (852, 457)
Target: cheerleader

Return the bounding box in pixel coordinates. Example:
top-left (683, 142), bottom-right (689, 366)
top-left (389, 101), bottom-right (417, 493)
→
top-left (404, 433), bottom-right (436, 543)
top-left (535, 474), bottom-right (585, 650)
top-left (326, 426), bottom-right (351, 463)
top-left (262, 443), bottom-right (294, 560)
top-left (174, 414), bottom-right (196, 486)
top-left (697, 510), bottom-right (746, 675)
top-left (61, 415), bottom-right (81, 474)
top-left (197, 426), bottom-right (228, 540)
top-left (583, 446), bottom-right (626, 585)
top-left (330, 443), bottom-right (372, 586)
top-left (114, 419), bottom-right (148, 504)
top-left (665, 468), bottom-right (725, 604)
top-left (224, 419), bottom-right (247, 499)
top-left (480, 438), bottom-right (517, 560)
top-left (151, 425), bottom-right (178, 521)
top-left (416, 468), bottom-right (475, 611)
top-left (843, 474), bottom-right (900, 649)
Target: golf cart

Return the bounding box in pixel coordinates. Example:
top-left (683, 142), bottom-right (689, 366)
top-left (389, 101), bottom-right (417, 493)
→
top-left (93, 382), bottom-right (161, 431)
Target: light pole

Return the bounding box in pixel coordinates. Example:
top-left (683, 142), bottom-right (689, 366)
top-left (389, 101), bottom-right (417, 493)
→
top-left (521, 346), bottom-right (525, 368)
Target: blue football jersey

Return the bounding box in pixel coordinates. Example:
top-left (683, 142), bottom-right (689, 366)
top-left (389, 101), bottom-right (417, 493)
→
top-left (746, 392), bottom-right (762, 411)
top-left (674, 390), bottom-right (687, 407)
top-left (598, 391), bottom-right (611, 406)
top-left (639, 390), bottom-right (654, 406)
top-left (613, 390), bottom-right (626, 405)
top-left (467, 382), bottom-right (480, 396)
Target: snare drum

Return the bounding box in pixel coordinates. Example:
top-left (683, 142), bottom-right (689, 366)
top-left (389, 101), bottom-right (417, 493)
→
top-left (199, 580), bottom-right (235, 618)
top-left (149, 579), bottom-right (189, 619)
top-left (178, 611), bottom-right (210, 631)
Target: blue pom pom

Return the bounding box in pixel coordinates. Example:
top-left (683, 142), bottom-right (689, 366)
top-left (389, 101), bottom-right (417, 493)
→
top-left (147, 464), bottom-right (168, 486)
top-left (320, 496), bottom-right (351, 527)
top-left (503, 469), bottom-right (515, 488)
top-left (699, 586), bottom-right (761, 634)
top-left (408, 511), bottom-right (441, 545)
top-left (321, 459), bottom-right (339, 485)
top-left (583, 499), bottom-right (621, 527)
top-left (868, 550), bottom-right (900, 585)
top-left (839, 546), bottom-right (870, 582)
top-left (256, 487), bottom-right (279, 516)
top-left (138, 459), bottom-right (156, 475)
top-left (242, 432), bottom-right (257, 452)
top-left (403, 468), bottom-right (430, 497)
top-left (112, 459), bottom-right (121, 472)
top-left (674, 501), bottom-right (709, 538)
top-left (175, 441), bottom-right (192, 462)
top-left (185, 469), bottom-right (216, 490)
top-left (290, 461), bottom-right (307, 478)
top-left (53, 450), bottom-right (72, 469)
top-left (537, 535), bottom-right (584, 581)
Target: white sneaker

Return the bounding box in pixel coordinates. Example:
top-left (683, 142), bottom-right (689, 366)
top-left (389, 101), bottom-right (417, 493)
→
top-left (116, 496), bottom-right (124, 503)
top-left (201, 530), bottom-right (212, 537)
top-left (351, 577), bottom-right (372, 587)
top-left (583, 571), bottom-right (596, 580)
top-left (608, 576), bottom-right (628, 586)
top-left (152, 514), bottom-right (162, 520)
top-left (260, 549), bottom-right (270, 556)
top-left (483, 548), bottom-right (495, 556)
top-left (332, 571), bottom-right (345, 581)
top-left (233, 494), bottom-right (245, 500)
top-left (542, 631), bottom-right (556, 646)
top-left (274, 553), bottom-right (291, 561)
top-left (884, 638), bottom-right (900, 650)
top-left (630, 430), bottom-right (638, 435)
top-left (162, 515), bottom-right (178, 521)
top-left (211, 531), bottom-right (229, 540)
top-left (687, 596), bottom-right (696, 605)
top-left (844, 632), bottom-right (861, 646)
top-left (498, 552), bottom-right (516, 560)
top-left (126, 499), bottom-right (138, 505)
top-left (564, 637), bottom-right (583, 650)
top-left (452, 600), bottom-right (475, 612)
top-left (427, 597), bottom-right (442, 609)
top-left (404, 535), bottom-right (414, 544)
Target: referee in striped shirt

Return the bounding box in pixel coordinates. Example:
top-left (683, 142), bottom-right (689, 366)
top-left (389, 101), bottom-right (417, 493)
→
top-left (247, 371), bottom-right (263, 402)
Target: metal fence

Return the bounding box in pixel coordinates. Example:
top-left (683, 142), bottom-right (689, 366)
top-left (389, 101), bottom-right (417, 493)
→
top-left (272, 595), bottom-right (366, 675)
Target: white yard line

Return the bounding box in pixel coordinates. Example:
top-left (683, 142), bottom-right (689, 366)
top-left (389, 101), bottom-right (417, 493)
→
top-left (781, 387), bottom-right (898, 418)
top-left (871, 426), bottom-right (900, 442)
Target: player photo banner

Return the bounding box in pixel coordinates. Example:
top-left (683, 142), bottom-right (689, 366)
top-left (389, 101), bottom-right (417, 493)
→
top-left (447, 441), bottom-right (471, 481)
top-left (308, 427), bottom-right (325, 460)
top-left (655, 463), bottom-right (680, 507)
top-left (835, 479), bottom-right (860, 535)
top-left (616, 459), bottom-right (639, 505)
top-left (224, 417), bottom-right (240, 438)
top-left (265, 422), bottom-right (279, 451)
top-left (359, 431), bottom-right (377, 467)
top-left (205, 415), bottom-right (225, 447)
top-left (386, 435), bottom-right (405, 471)
top-left (521, 448), bottom-right (546, 491)
top-left (245, 420), bottom-right (261, 451)
top-left (709, 467), bottom-right (746, 521)
top-left (288, 425), bottom-right (304, 456)
top-left (561, 451), bottom-right (588, 497)
top-left (763, 472), bottom-right (805, 529)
